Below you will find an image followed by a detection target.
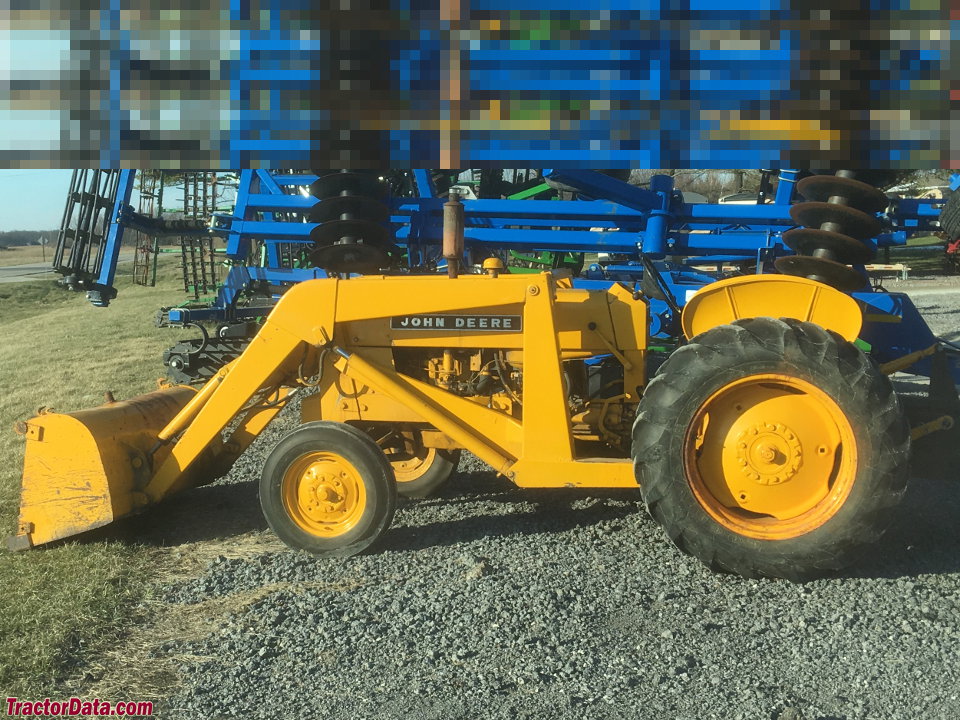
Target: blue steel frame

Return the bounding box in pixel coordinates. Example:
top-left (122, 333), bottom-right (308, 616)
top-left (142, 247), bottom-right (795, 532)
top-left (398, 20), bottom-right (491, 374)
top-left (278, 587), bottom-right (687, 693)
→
top-left (83, 169), bottom-right (956, 381)
top-left (86, 169), bottom-right (949, 310)
top-left (213, 170), bottom-right (943, 262)
top-left (87, 169), bottom-right (136, 307)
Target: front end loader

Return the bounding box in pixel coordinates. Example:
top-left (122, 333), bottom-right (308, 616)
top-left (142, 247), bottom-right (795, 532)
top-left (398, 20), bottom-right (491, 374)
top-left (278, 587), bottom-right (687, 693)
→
top-left (9, 263), bottom-right (910, 580)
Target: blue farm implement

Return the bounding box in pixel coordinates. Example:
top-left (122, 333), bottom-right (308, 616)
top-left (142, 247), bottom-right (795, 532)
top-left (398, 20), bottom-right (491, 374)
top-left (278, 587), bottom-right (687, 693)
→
top-left (49, 169), bottom-right (953, 386)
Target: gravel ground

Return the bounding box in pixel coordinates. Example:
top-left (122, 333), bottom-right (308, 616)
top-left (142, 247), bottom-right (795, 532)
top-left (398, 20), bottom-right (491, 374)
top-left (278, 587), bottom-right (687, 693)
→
top-left (895, 277), bottom-right (960, 344)
top-left (113, 279), bottom-right (960, 720)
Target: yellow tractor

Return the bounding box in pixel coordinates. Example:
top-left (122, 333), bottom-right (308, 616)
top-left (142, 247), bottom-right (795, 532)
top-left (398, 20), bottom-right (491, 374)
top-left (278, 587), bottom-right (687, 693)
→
top-left (9, 240), bottom-right (910, 580)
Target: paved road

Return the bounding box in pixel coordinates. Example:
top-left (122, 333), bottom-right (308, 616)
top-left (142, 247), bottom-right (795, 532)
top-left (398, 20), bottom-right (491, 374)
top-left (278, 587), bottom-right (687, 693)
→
top-left (0, 253), bottom-right (134, 284)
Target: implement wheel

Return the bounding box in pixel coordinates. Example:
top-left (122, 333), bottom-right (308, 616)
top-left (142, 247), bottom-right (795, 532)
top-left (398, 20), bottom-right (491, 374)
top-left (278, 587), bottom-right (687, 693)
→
top-left (260, 422), bottom-right (396, 556)
top-left (633, 317), bottom-right (910, 581)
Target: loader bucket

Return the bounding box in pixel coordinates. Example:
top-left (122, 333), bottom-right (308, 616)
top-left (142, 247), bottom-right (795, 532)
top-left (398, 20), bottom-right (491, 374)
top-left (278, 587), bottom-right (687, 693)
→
top-left (9, 386), bottom-right (198, 550)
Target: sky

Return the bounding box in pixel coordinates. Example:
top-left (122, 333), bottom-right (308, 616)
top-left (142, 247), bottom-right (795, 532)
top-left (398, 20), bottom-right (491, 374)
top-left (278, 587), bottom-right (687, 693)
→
top-left (0, 170), bottom-right (75, 231)
top-left (0, 170), bottom-right (234, 233)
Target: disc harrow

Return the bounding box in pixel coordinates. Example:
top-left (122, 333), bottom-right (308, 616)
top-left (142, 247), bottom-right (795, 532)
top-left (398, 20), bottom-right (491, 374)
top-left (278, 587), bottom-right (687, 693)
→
top-left (307, 170), bottom-right (398, 274)
top-left (776, 171), bottom-right (888, 291)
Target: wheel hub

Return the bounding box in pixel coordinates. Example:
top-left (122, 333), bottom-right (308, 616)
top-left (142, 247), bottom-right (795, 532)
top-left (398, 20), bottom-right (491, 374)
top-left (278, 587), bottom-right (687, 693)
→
top-left (282, 452), bottom-right (366, 536)
top-left (684, 372), bottom-right (857, 539)
top-left (736, 422), bottom-right (802, 485)
top-left (299, 466), bottom-right (354, 521)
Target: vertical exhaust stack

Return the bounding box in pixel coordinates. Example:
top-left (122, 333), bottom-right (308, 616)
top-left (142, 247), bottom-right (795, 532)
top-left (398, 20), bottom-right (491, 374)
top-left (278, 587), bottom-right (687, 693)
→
top-left (775, 171), bottom-right (888, 291)
top-left (443, 187), bottom-right (465, 279)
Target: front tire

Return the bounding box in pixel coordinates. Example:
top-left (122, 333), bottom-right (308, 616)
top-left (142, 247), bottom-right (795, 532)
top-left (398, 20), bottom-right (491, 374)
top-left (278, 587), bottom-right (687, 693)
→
top-left (260, 421), bottom-right (397, 556)
top-left (632, 317), bottom-right (910, 580)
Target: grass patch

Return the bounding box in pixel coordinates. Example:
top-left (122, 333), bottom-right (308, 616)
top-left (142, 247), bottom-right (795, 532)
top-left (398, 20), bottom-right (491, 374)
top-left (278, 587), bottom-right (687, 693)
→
top-left (0, 546), bottom-right (147, 695)
top-left (0, 246), bottom-right (50, 268)
top-left (0, 281), bottom-right (81, 324)
top-left (885, 242), bottom-right (948, 276)
top-left (0, 260), bottom-right (199, 695)
top-left (904, 234), bottom-right (943, 248)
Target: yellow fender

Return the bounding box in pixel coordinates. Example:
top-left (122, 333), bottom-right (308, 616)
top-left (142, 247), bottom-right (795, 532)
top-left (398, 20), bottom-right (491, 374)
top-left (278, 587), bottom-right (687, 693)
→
top-left (680, 275), bottom-right (862, 342)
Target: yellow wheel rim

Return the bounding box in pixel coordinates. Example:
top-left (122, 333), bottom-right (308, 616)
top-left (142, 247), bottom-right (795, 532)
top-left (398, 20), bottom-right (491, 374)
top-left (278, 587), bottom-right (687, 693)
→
top-left (683, 373), bottom-right (857, 540)
top-left (281, 452), bottom-right (366, 537)
top-left (385, 446), bottom-right (437, 485)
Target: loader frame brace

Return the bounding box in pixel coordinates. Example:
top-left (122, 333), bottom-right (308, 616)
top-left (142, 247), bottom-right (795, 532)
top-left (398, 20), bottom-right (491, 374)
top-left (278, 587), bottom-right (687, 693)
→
top-left (143, 272), bottom-right (647, 507)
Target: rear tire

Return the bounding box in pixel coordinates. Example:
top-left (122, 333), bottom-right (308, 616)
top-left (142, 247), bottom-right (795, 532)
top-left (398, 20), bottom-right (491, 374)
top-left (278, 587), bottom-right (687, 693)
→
top-left (632, 317), bottom-right (910, 581)
top-left (260, 421), bottom-right (396, 556)
top-left (939, 189), bottom-right (960, 241)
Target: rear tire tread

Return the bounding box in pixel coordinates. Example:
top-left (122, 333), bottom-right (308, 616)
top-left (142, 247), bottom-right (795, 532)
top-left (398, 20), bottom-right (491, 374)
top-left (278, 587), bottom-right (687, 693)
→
top-left (633, 317), bottom-right (910, 581)
top-left (940, 190), bottom-right (960, 240)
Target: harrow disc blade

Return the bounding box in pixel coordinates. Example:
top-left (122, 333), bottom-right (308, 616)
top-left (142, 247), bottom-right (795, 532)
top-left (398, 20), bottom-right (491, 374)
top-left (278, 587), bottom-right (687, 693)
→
top-left (308, 195), bottom-right (390, 225)
top-left (310, 242), bottom-right (392, 274)
top-left (790, 202), bottom-right (882, 241)
top-left (309, 218), bottom-right (391, 249)
top-left (782, 227), bottom-right (875, 265)
top-left (774, 255), bottom-right (866, 291)
top-left (797, 175), bottom-right (889, 215)
top-left (309, 171), bottom-right (384, 200)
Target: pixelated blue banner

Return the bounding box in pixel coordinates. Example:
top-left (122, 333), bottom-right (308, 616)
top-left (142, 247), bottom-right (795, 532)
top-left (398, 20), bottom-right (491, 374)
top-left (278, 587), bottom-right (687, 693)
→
top-left (0, 1), bottom-right (955, 168)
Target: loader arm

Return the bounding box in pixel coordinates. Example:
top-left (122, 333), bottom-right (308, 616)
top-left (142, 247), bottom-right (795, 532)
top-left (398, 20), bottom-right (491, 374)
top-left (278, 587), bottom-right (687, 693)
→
top-left (144, 326), bottom-right (308, 502)
top-left (144, 273), bottom-right (537, 498)
top-left (142, 272), bottom-right (539, 499)
top-left (141, 279), bottom-right (344, 503)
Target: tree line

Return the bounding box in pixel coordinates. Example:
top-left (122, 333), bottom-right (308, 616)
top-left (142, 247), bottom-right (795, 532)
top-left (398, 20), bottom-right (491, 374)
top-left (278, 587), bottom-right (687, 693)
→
top-left (0, 230), bottom-right (54, 248)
